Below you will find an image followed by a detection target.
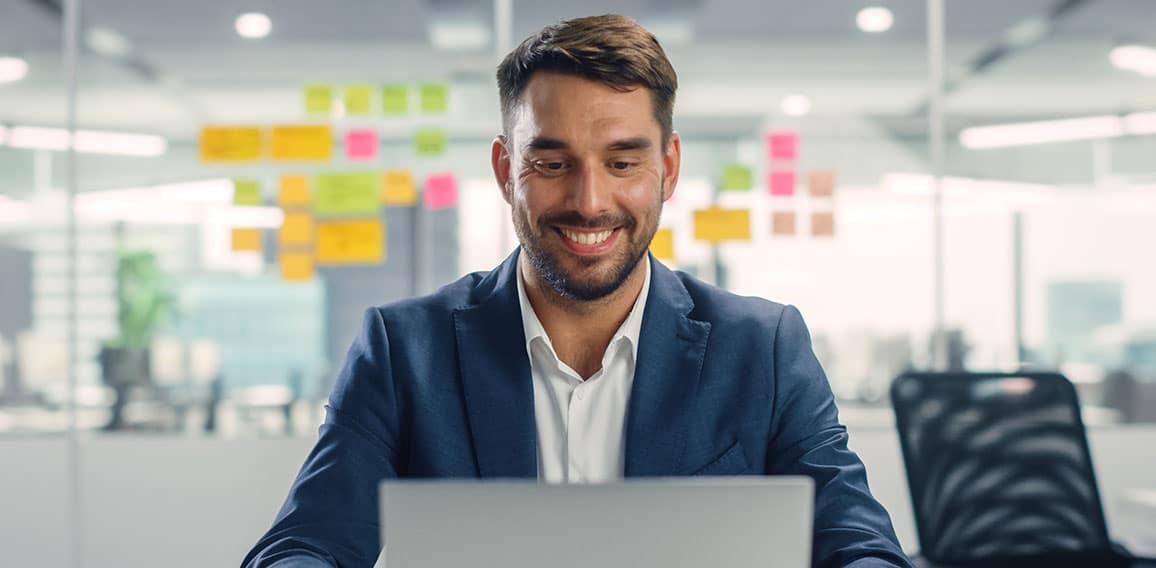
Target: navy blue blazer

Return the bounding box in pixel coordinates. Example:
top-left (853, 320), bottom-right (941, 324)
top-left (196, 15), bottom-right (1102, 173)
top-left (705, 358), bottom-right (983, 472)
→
top-left (244, 250), bottom-right (912, 568)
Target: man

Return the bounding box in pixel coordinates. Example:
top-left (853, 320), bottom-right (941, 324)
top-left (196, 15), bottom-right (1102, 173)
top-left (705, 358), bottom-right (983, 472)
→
top-left (244, 14), bottom-right (911, 568)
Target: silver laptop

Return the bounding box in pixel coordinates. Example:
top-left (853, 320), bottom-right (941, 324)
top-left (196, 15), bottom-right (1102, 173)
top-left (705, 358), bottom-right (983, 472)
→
top-left (379, 477), bottom-right (814, 568)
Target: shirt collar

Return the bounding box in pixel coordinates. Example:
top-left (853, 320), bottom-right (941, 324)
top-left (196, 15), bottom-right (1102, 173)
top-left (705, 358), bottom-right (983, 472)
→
top-left (517, 256), bottom-right (651, 364)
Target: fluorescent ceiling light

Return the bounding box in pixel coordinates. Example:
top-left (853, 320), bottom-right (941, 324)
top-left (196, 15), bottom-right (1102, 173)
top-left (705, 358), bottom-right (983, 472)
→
top-left (6, 126), bottom-right (167, 157)
top-left (959, 115), bottom-right (1125, 149)
top-left (856, 7), bottom-right (894, 33)
top-left (0, 56), bottom-right (29, 83)
top-left (85, 27), bottom-right (133, 57)
top-left (1110, 44), bottom-right (1156, 77)
top-left (780, 94), bottom-right (812, 117)
top-left (428, 20), bottom-right (489, 51)
top-left (1124, 111), bottom-right (1156, 134)
top-left (235, 12), bottom-right (272, 39)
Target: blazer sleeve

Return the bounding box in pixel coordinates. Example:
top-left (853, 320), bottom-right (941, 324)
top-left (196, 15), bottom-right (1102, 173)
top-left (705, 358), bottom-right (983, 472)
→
top-left (766, 305), bottom-right (913, 568)
top-left (242, 307), bottom-right (404, 568)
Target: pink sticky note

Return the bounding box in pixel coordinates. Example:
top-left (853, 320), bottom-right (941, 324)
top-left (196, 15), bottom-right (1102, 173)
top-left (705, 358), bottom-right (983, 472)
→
top-left (769, 171), bottom-right (796, 196)
top-left (767, 131), bottom-right (798, 161)
top-left (345, 129), bottom-right (378, 160)
top-left (423, 173), bottom-right (458, 209)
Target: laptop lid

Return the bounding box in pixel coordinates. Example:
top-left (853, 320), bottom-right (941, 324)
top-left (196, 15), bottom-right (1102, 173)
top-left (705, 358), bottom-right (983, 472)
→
top-left (380, 477), bottom-right (813, 568)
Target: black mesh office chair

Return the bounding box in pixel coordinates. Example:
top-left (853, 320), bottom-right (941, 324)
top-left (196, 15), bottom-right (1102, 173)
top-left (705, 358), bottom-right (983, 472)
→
top-left (890, 371), bottom-right (1140, 568)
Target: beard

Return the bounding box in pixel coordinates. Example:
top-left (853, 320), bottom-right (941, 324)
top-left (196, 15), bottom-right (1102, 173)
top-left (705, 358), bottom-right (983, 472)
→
top-left (513, 192), bottom-right (661, 302)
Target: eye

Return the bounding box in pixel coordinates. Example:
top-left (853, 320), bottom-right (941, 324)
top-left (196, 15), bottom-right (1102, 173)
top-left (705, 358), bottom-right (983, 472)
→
top-left (532, 159), bottom-right (568, 174)
top-left (610, 161), bottom-right (636, 171)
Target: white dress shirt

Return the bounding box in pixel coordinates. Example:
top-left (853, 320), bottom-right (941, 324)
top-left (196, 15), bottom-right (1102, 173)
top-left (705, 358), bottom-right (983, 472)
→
top-left (517, 260), bottom-right (651, 484)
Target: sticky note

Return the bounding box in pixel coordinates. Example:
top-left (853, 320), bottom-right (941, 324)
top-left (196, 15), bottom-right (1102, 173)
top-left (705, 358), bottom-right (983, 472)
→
top-left (721, 164), bottom-right (753, 191)
top-left (414, 129), bottom-right (447, 156)
top-left (345, 129), bottom-right (378, 160)
top-left (271, 125), bottom-right (332, 161)
top-left (767, 131), bottom-right (798, 160)
top-left (315, 172), bottom-right (380, 216)
top-left (383, 170), bottom-right (418, 205)
top-left (199, 126), bottom-right (262, 162)
top-left (693, 208), bottom-right (751, 242)
top-left (770, 171), bottom-right (796, 197)
top-left (343, 84), bottom-right (373, 116)
top-left (280, 251), bottom-right (315, 281)
top-left (316, 219), bottom-right (385, 264)
top-left (423, 173), bottom-right (458, 209)
top-left (808, 170), bottom-right (836, 198)
top-left (382, 84), bottom-right (408, 115)
top-left (812, 211), bottom-right (835, 237)
top-left (772, 211), bottom-right (796, 236)
top-left (231, 228), bottom-right (262, 252)
top-left (278, 175), bottom-right (311, 208)
top-left (233, 179), bottom-right (262, 206)
top-left (420, 83), bottom-right (448, 113)
top-left (304, 84), bottom-right (333, 115)
top-left (279, 212), bottom-right (314, 246)
top-left (650, 228), bottom-right (674, 260)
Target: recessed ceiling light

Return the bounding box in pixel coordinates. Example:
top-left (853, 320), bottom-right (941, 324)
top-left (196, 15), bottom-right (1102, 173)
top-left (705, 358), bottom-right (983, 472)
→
top-left (235, 12), bottom-right (272, 39)
top-left (857, 7), bottom-right (894, 34)
top-left (781, 94), bottom-right (812, 117)
top-left (1110, 44), bottom-right (1156, 77)
top-left (85, 27), bottom-right (133, 57)
top-left (0, 56), bottom-right (29, 84)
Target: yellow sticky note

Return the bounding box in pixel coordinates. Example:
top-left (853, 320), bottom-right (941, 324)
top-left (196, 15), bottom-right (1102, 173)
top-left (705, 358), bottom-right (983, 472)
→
top-left (233, 179), bottom-right (262, 206)
top-left (344, 84), bottom-right (373, 116)
top-left (231, 228), bottom-right (262, 252)
top-left (316, 219), bottom-right (385, 264)
top-left (693, 208), bottom-right (751, 242)
top-left (278, 175), bottom-right (311, 208)
top-left (382, 170), bottom-right (417, 205)
top-left (271, 125), bottom-right (332, 161)
top-left (382, 84), bottom-right (408, 114)
top-left (650, 228), bottom-right (674, 260)
top-left (315, 173), bottom-right (379, 216)
top-left (280, 251), bottom-right (315, 281)
top-left (304, 84), bottom-right (333, 115)
top-left (279, 212), bottom-right (314, 246)
top-left (199, 126), bottom-right (262, 162)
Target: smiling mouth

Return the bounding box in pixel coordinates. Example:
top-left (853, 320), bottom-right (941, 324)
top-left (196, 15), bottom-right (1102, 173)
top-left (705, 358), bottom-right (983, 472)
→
top-left (558, 227), bottom-right (615, 246)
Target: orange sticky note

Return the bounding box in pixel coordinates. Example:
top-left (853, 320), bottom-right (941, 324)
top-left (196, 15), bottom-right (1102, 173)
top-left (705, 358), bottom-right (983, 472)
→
top-left (772, 211), bottom-right (796, 236)
top-left (199, 126), bottom-right (262, 162)
top-left (279, 212), bottom-right (314, 246)
top-left (808, 170), bottom-right (836, 198)
top-left (382, 170), bottom-right (417, 205)
top-left (650, 228), bottom-right (674, 260)
top-left (693, 208), bottom-right (751, 242)
top-left (812, 211), bottom-right (835, 237)
top-left (280, 251), bottom-right (315, 281)
top-left (270, 125), bottom-right (332, 161)
top-left (316, 219), bottom-right (385, 264)
top-left (278, 175), bottom-right (310, 208)
top-left (231, 228), bottom-right (262, 252)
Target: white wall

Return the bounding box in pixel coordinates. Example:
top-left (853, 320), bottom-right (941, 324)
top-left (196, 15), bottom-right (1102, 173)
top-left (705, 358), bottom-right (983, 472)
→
top-left (2, 426), bottom-right (1155, 568)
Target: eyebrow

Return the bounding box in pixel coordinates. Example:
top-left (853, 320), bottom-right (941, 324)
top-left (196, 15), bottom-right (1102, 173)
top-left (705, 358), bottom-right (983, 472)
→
top-left (523, 136), bottom-right (653, 152)
top-left (606, 137), bottom-right (652, 152)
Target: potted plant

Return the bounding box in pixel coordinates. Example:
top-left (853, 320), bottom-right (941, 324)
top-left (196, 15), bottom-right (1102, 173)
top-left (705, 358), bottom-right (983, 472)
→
top-left (100, 249), bottom-right (174, 430)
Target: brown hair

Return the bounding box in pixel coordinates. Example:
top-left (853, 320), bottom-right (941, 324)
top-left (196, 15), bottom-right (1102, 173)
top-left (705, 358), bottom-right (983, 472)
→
top-left (496, 14), bottom-right (678, 148)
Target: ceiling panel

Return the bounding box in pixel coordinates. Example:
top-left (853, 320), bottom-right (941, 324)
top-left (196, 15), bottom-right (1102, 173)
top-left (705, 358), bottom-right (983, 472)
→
top-left (0, 0), bottom-right (62, 52)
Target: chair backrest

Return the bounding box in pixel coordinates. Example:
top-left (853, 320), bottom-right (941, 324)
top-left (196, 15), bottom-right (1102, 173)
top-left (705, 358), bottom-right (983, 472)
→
top-left (890, 371), bottom-right (1113, 565)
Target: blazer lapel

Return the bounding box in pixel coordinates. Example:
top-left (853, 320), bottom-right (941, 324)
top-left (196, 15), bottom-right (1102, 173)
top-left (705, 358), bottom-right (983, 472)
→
top-left (624, 255), bottom-right (711, 477)
top-left (453, 250), bottom-right (537, 478)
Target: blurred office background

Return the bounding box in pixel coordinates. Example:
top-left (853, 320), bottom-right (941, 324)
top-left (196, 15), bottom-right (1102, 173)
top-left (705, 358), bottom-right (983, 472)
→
top-left (1, 0), bottom-right (1155, 566)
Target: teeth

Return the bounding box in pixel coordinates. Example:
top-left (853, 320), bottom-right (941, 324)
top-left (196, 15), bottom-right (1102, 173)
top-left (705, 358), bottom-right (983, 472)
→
top-left (561, 229), bottom-right (612, 245)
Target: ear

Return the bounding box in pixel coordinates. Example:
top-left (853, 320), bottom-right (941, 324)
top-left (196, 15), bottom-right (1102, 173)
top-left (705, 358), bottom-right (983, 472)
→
top-left (491, 135), bottom-right (513, 205)
top-left (661, 131), bottom-right (681, 203)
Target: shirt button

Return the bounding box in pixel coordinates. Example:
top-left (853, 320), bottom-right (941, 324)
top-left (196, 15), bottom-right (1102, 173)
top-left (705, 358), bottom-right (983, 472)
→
top-left (575, 389), bottom-right (585, 401)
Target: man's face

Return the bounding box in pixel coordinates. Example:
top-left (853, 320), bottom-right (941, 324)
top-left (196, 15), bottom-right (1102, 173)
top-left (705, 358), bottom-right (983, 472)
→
top-left (492, 72), bottom-right (681, 301)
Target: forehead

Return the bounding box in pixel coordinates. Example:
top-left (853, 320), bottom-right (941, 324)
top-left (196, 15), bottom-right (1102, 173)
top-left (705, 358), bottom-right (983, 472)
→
top-left (510, 72), bottom-right (660, 147)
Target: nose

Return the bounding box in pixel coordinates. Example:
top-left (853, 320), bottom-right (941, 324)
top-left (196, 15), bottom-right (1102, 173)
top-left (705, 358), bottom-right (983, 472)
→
top-left (568, 162), bottom-right (612, 221)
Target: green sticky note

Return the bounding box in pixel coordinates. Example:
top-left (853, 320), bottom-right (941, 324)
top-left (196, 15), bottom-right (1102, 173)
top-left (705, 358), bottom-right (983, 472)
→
top-left (314, 173), bottom-right (380, 216)
top-left (721, 164), bottom-right (753, 191)
top-left (414, 129), bottom-right (447, 157)
top-left (344, 84), bottom-right (373, 116)
top-left (304, 84), bottom-right (333, 115)
top-left (382, 84), bottom-right (408, 115)
top-left (233, 179), bottom-right (262, 206)
top-left (419, 83), bottom-right (448, 113)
